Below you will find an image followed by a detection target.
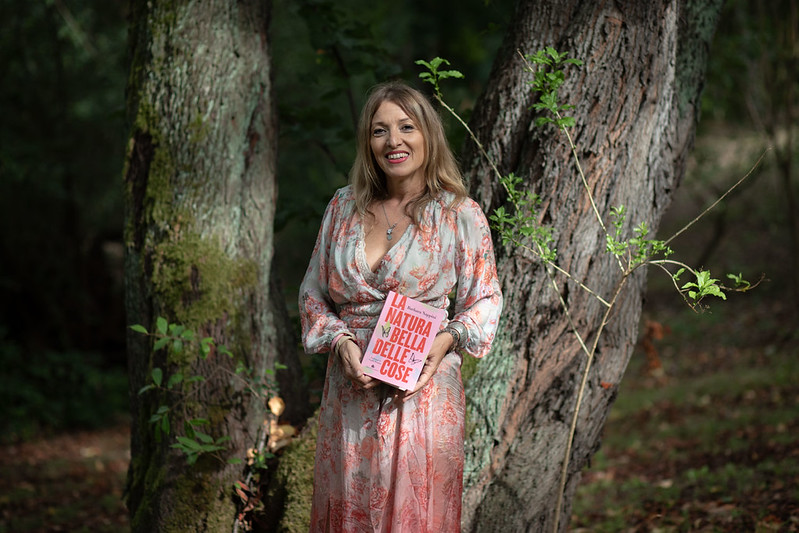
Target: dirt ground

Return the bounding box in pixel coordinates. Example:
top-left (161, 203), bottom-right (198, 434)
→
top-left (0, 421), bottom-right (130, 533)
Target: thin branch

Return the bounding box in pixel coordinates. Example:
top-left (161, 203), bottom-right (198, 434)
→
top-left (435, 95), bottom-right (504, 184)
top-left (553, 275), bottom-right (628, 533)
top-left (664, 148), bottom-right (769, 247)
top-left (516, 242), bottom-right (611, 307)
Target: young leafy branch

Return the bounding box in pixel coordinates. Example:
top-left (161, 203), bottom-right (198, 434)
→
top-left (417, 49), bottom-right (760, 533)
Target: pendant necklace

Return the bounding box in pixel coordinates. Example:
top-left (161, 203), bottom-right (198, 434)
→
top-left (381, 202), bottom-right (399, 241)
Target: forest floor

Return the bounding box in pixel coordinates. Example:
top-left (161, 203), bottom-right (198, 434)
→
top-left (1, 292), bottom-right (796, 532)
top-left (571, 283), bottom-right (799, 532)
top-left (0, 418), bottom-right (129, 532)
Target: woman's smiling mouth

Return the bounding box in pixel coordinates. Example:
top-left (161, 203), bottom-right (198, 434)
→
top-left (387, 151), bottom-right (410, 163)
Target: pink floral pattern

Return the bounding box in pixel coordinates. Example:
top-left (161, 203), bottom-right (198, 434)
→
top-left (299, 186), bottom-right (502, 532)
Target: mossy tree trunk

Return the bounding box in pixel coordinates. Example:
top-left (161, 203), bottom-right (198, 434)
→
top-left (123, 1), bottom-right (302, 530)
top-left (459, 0), bottom-right (722, 531)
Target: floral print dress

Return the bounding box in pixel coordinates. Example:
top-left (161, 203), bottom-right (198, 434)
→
top-left (299, 185), bottom-right (502, 533)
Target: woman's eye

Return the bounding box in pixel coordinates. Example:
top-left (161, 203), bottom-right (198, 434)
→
top-left (400, 124), bottom-right (415, 132)
top-left (372, 128), bottom-right (386, 136)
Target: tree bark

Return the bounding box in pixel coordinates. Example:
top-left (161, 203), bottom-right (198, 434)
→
top-left (123, 1), bottom-right (301, 530)
top-left (460, 1), bottom-right (722, 531)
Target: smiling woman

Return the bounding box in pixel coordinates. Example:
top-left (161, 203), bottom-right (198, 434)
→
top-left (298, 81), bottom-right (503, 532)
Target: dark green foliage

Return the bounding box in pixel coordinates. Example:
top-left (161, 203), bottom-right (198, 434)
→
top-left (0, 0), bottom-right (128, 359)
top-left (702, 0), bottom-right (797, 125)
top-left (0, 331), bottom-right (128, 441)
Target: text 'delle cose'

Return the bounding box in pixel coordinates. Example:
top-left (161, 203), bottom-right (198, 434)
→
top-left (361, 291), bottom-right (446, 390)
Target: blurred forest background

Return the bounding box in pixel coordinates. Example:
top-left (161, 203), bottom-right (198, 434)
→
top-left (0, 0), bottom-right (796, 531)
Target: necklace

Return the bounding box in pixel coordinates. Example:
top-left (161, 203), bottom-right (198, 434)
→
top-left (380, 202), bottom-right (399, 241)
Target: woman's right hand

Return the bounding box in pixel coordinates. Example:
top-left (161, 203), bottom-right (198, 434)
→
top-left (338, 340), bottom-right (379, 389)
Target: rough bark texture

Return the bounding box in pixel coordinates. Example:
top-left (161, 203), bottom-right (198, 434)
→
top-left (123, 1), bottom-right (302, 530)
top-left (460, 1), bottom-right (722, 531)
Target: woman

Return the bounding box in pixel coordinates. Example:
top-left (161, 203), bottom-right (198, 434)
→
top-left (299, 81), bottom-right (502, 532)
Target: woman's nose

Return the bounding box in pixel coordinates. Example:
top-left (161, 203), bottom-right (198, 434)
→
top-left (387, 129), bottom-right (402, 147)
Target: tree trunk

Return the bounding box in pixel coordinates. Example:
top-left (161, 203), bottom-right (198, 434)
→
top-left (123, 1), bottom-right (301, 530)
top-left (460, 1), bottom-right (722, 531)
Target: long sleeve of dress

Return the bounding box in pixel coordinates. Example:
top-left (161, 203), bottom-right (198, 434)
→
top-left (298, 189), bottom-right (351, 354)
top-left (451, 198), bottom-right (503, 358)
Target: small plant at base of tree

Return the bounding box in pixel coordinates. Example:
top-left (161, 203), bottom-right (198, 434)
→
top-left (129, 317), bottom-right (289, 531)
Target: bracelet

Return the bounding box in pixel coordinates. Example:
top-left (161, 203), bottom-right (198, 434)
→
top-left (442, 321), bottom-right (467, 351)
top-left (332, 332), bottom-right (356, 357)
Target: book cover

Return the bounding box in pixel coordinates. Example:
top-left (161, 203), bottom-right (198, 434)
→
top-left (362, 291), bottom-right (447, 391)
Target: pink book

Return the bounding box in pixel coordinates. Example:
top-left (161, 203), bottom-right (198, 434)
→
top-left (362, 291), bottom-right (447, 390)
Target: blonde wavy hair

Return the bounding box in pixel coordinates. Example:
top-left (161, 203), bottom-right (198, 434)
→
top-left (350, 81), bottom-right (467, 223)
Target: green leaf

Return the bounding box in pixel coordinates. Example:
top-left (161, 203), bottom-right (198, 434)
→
top-left (219, 345), bottom-right (233, 357)
top-left (152, 367), bottom-right (163, 387)
top-left (557, 116), bottom-right (576, 128)
top-left (181, 329), bottom-right (195, 341)
top-left (194, 431), bottom-right (214, 444)
top-left (156, 317), bottom-right (168, 335)
top-left (173, 339), bottom-right (184, 353)
top-left (138, 384), bottom-right (154, 395)
top-left (228, 458), bottom-right (243, 465)
top-left (153, 337), bottom-right (169, 351)
top-left (438, 69), bottom-right (464, 79)
top-left (167, 373), bottom-right (184, 389)
top-left (130, 324), bottom-right (148, 334)
top-left (161, 415), bottom-right (170, 435)
top-left (429, 56), bottom-right (447, 69)
top-left (727, 272), bottom-right (750, 289)
top-left (175, 436), bottom-right (204, 451)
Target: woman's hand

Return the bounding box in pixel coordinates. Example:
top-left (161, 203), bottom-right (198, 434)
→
top-left (396, 331), bottom-right (455, 403)
top-left (338, 339), bottom-right (379, 389)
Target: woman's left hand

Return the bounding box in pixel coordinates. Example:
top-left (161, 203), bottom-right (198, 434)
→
top-left (396, 331), bottom-right (455, 403)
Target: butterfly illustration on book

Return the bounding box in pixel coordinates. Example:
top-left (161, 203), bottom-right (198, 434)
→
top-left (409, 352), bottom-right (423, 365)
top-left (380, 322), bottom-right (392, 338)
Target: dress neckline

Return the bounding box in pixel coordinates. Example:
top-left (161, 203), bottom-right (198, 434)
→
top-left (356, 212), bottom-right (412, 277)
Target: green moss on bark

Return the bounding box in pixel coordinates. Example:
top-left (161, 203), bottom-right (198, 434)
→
top-left (151, 231), bottom-right (257, 339)
top-left (164, 473), bottom-right (231, 531)
top-left (267, 413), bottom-right (319, 533)
top-left (129, 455), bottom-right (166, 531)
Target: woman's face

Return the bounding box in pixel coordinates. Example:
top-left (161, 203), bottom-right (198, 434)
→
top-left (369, 101), bottom-right (426, 186)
